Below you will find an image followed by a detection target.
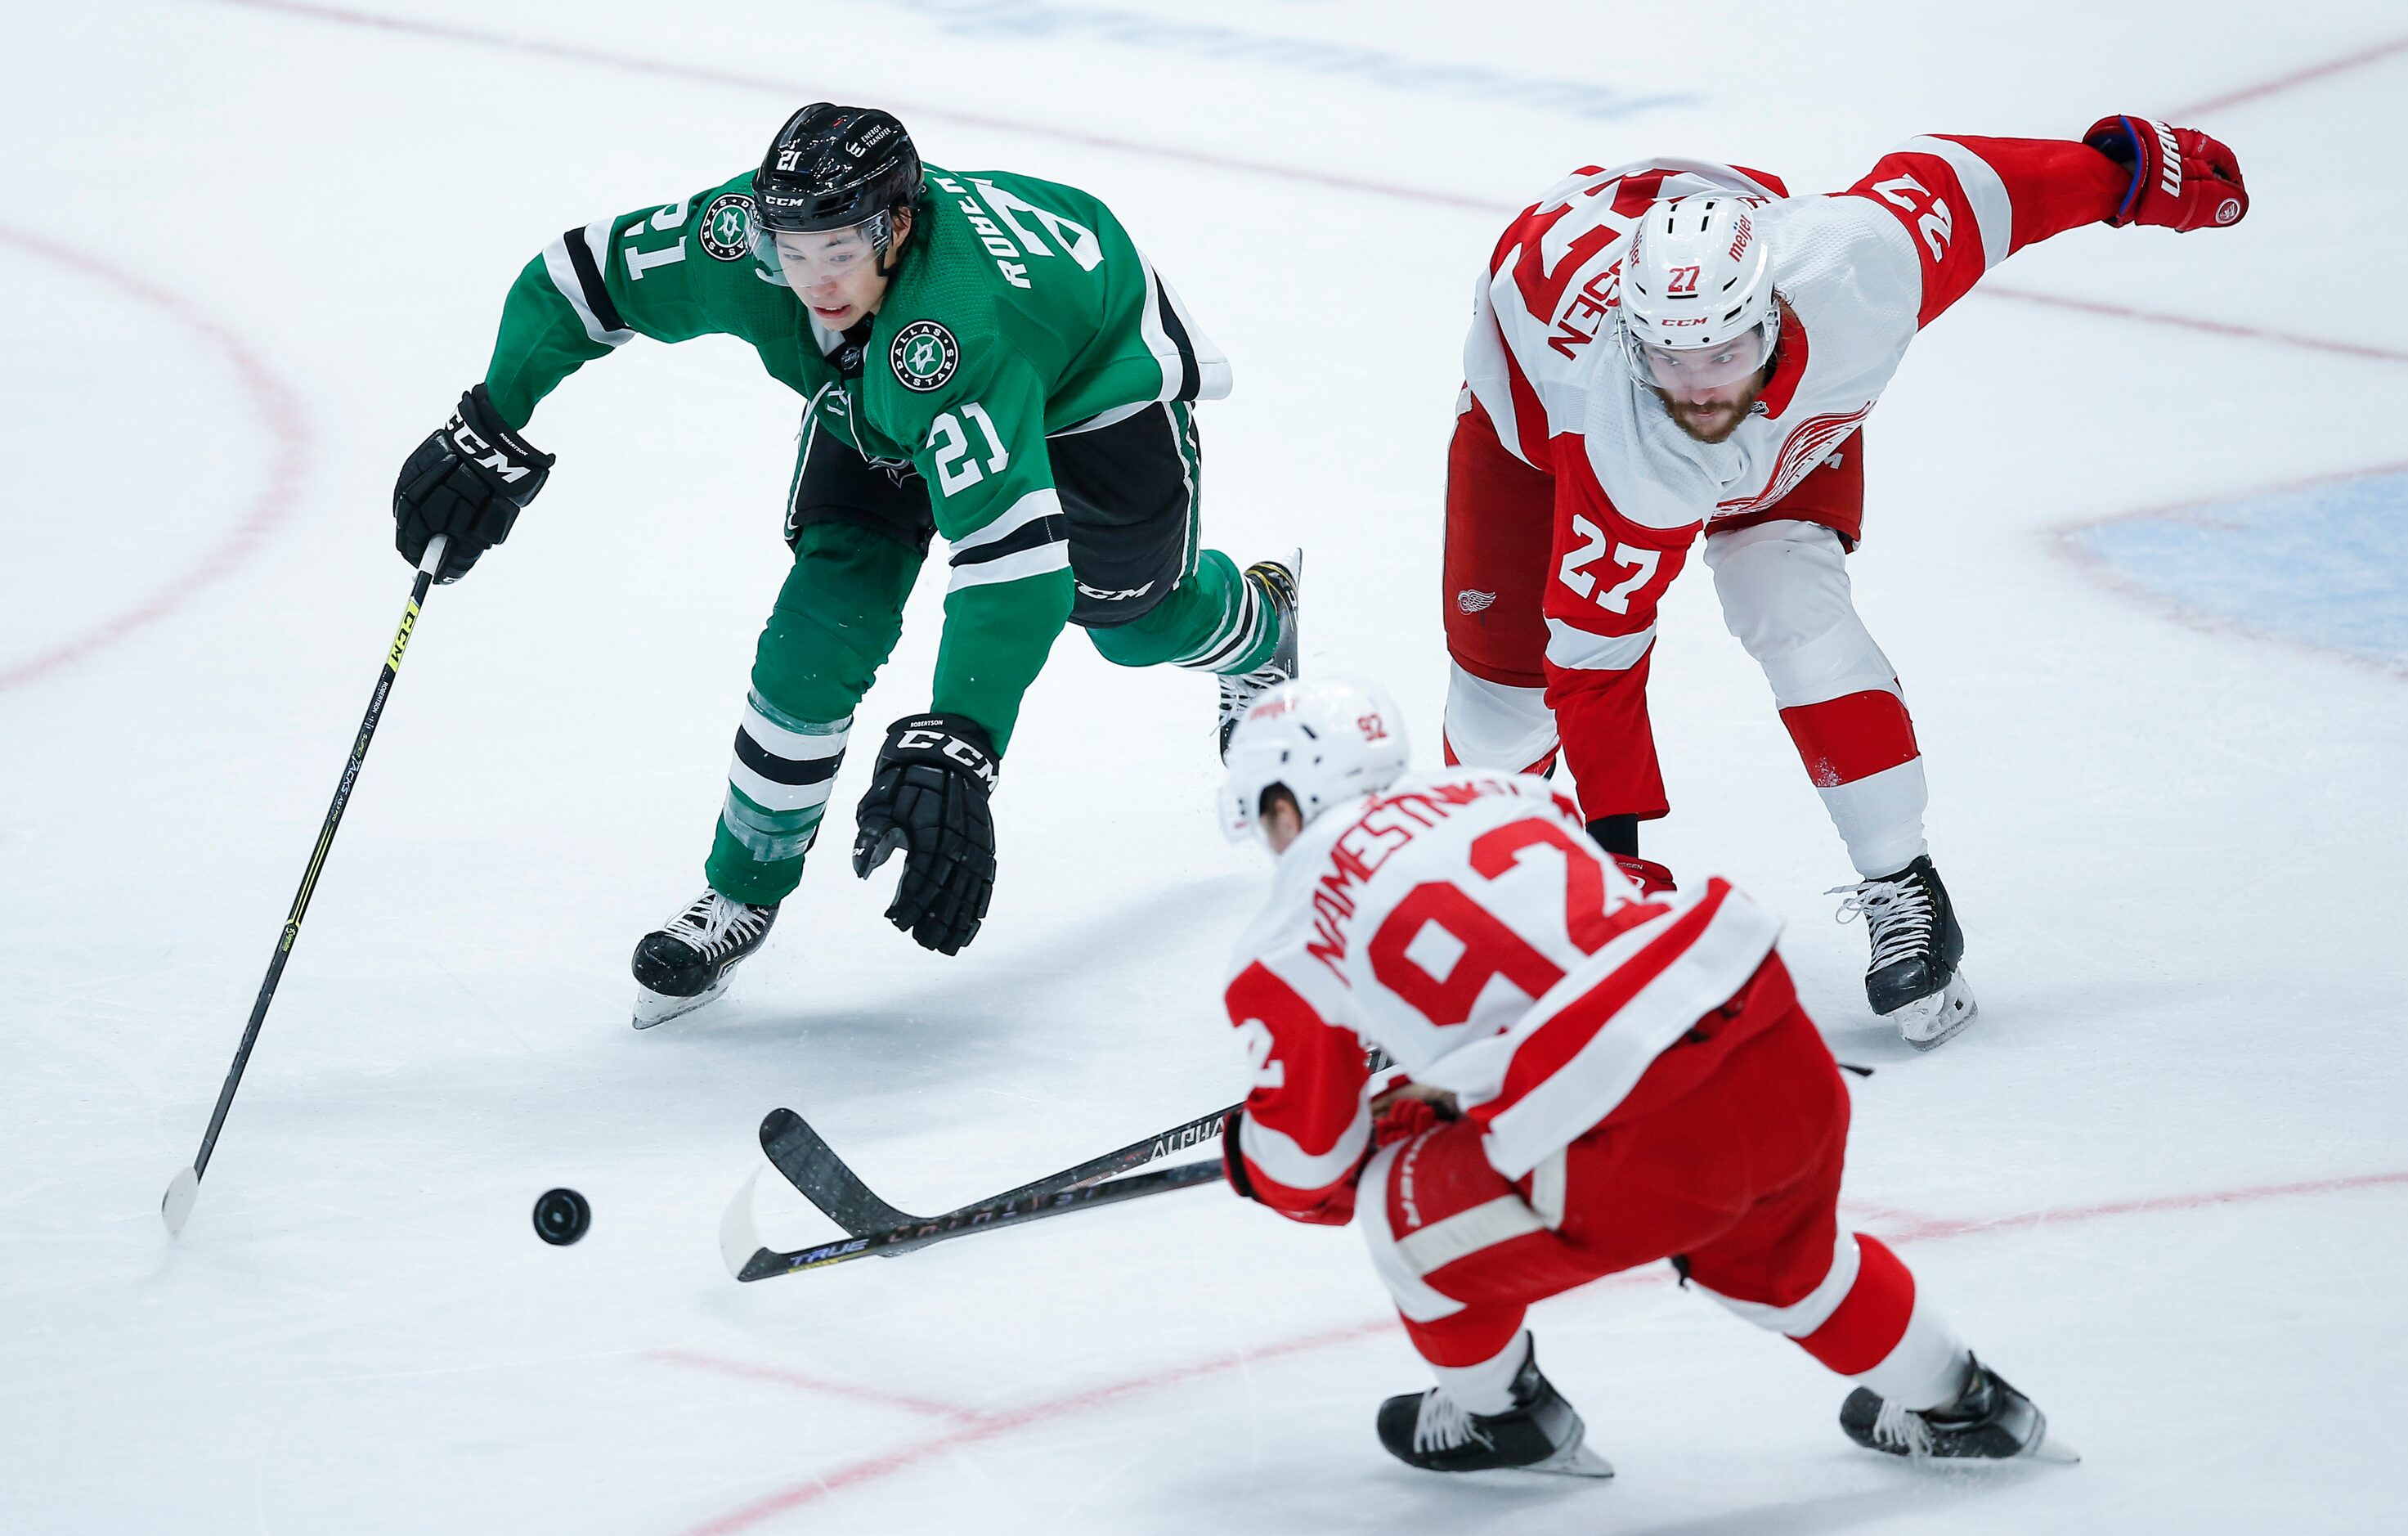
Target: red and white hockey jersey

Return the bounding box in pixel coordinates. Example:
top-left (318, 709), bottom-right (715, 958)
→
top-left (1461, 137), bottom-right (2127, 722)
top-left (1222, 769), bottom-right (1784, 1219)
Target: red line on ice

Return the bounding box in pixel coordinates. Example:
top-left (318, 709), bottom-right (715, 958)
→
top-left (0, 227), bottom-right (307, 694)
top-left (668, 1165), bottom-right (2408, 1532)
top-left (195, 0), bottom-right (2407, 367)
top-left (2172, 32), bottom-right (2408, 116)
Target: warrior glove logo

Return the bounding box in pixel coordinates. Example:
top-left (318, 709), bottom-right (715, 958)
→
top-left (890, 320), bottom-right (960, 393)
top-left (700, 193), bottom-right (753, 261)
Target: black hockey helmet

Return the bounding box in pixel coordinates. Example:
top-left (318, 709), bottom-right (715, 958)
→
top-left (754, 104), bottom-right (922, 241)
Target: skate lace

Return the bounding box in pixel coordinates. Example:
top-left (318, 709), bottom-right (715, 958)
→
top-left (663, 893), bottom-right (769, 959)
top-left (1412, 1390), bottom-right (1493, 1455)
top-left (1871, 1398), bottom-right (1934, 1456)
top-left (1828, 875), bottom-right (1935, 971)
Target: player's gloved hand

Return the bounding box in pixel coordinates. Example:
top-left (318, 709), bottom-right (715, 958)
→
top-left (392, 384), bottom-right (555, 582)
top-left (852, 713), bottom-right (998, 955)
top-left (1612, 853), bottom-right (1676, 896)
top-left (2083, 115), bottom-right (2248, 232)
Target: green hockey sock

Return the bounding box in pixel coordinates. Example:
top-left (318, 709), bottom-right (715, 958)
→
top-left (1086, 548), bottom-right (1276, 675)
top-left (703, 523), bottom-right (917, 906)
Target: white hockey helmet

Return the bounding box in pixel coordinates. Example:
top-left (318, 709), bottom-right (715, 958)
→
top-left (1618, 194), bottom-right (1782, 390)
top-left (1219, 677), bottom-right (1410, 844)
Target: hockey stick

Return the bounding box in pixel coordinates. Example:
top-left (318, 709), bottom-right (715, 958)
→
top-left (752, 1049), bottom-right (1391, 1251)
top-left (721, 1160), bottom-right (1227, 1282)
top-left (161, 537), bottom-right (449, 1237)
top-left (756, 1098), bottom-right (1235, 1250)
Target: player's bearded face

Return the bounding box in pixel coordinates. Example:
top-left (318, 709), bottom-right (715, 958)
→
top-left (1659, 375), bottom-right (1769, 443)
top-left (1634, 314), bottom-right (1778, 444)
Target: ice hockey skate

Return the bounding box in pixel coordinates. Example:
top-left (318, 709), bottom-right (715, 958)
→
top-left (1374, 1345), bottom-right (1613, 1478)
top-left (1840, 1356), bottom-right (2075, 1462)
top-left (1217, 552), bottom-right (1301, 761)
top-left (1832, 854), bottom-right (1977, 1049)
top-left (630, 889), bottom-right (778, 1028)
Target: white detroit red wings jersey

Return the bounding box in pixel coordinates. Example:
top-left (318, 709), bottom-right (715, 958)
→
top-left (1222, 770), bottom-right (1782, 1205)
top-left (1463, 136), bottom-right (2127, 671)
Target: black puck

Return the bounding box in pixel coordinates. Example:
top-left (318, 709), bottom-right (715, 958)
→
top-left (533, 1188), bottom-right (590, 1246)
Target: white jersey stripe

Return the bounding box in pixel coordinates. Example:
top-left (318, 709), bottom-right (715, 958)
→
top-left (1479, 885), bottom-right (1784, 1178)
top-left (1545, 618), bottom-right (1655, 672)
top-left (1395, 1193), bottom-right (1549, 1276)
top-left (945, 541), bottom-right (1070, 592)
top-left (540, 221), bottom-right (635, 348)
top-left (1238, 1098), bottom-right (1371, 1192)
top-left (950, 487), bottom-right (1065, 554)
top-left (1699, 1228), bottom-right (1863, 1336)
top-left (1899, 136), bottom-right (2013, 271)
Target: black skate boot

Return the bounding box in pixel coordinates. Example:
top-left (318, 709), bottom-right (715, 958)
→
top-left (630, 889), bottom-right (778, 1029)
top-left (1840, 1355), bottom-right (2074, 1462)
top-left (1830, 853), bottom-right (1976, 1049)
top-left (1217, 551), bottom-right (1301, 761)
top-left (1374, 1344), bottom-right (1613, 1478)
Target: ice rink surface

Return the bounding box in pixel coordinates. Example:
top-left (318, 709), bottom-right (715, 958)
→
top-left (6, 2), bottom-right (2406, 1529)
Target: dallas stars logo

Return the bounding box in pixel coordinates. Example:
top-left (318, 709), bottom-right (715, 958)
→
top-left (890, 320), bottom-right (959, 392)
top-left (699, 193), bottom-right (752, 262)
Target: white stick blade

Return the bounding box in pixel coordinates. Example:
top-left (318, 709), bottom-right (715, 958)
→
top-left (718, 1171), bottom-right (762, 1280)
top-left (161, 1166), bottom-right (200, 1237)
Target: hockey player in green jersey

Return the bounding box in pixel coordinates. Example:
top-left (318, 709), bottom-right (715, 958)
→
top-left (391, 105), bottom-right (1298, 1026)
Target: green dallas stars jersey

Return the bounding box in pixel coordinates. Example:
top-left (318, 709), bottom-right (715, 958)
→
top-left (482, 163), bottom-right (1230, 749)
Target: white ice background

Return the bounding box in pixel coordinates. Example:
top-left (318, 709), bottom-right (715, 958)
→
top-left (4, 2), bottom-right (2406, 1531)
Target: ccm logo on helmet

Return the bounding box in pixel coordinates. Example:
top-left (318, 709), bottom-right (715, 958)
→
top-left (1661, 316), bottom-right (1708, 328)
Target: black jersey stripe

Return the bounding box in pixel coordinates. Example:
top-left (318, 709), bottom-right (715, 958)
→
top-left (733, 729), bottom-right (844, 786)
top-left (1155, 281), bottom-right (1200, 402)
top-left (561, 226), bottom-right (627, 336)
top-left (949, 514), bottom-right (1069, 567)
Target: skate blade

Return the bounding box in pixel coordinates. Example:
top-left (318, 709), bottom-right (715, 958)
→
top-left (718, 1171), bottom-right (764, 1280)
top-left (1898, 972), bottom-right (1979, 1051)
top-left (2026, 1425), bottom-right (2081, 1465)
top-left (1520, 1440), bottom-right (1616, 1479)
top-left (633, 979), bottom-right (727, 1030)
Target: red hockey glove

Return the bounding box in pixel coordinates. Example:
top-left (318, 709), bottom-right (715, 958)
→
top-left (2083, 115), bottom-right (2248, 232)
top-left (1613, 854), bottom-right (1677, 896)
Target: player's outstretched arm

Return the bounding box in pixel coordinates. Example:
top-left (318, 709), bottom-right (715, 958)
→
top-left (1840, 123), bottom-right (2246, 326)
top-left (397, 175), bottom-right (783, 582)
top-left (849, 362), bottom-right (1071, 954)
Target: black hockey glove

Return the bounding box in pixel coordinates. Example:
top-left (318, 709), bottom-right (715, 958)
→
top-left (851, 713), bottom-right (999, 955)
top-left (392, 384), bottom-right (554, 582)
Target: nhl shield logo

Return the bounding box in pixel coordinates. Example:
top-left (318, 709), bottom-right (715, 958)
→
top-left (700, 193), bottom-right (753, 262)
top-left (890, 320), bottom-right (959, 393)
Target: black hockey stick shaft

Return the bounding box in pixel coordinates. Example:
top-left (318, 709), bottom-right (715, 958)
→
top-left (737, 1160), bottom-right (1226, 1282)
top-left (761, 1098), bottom-right (1236, 1234)
top-left (758, 1049), bottom-right (1391, 1246)
top-left (163, 537), bottom-right (447, 1234)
